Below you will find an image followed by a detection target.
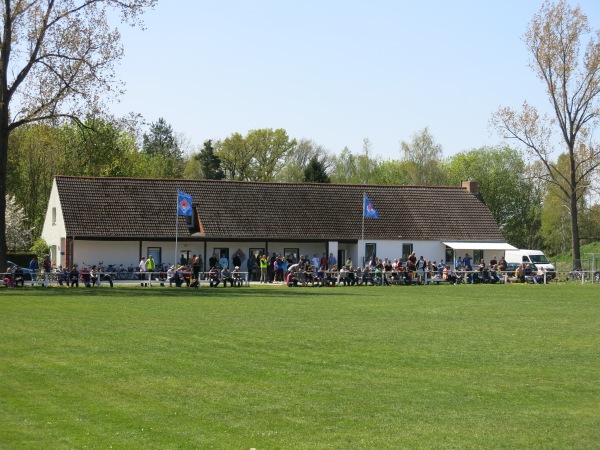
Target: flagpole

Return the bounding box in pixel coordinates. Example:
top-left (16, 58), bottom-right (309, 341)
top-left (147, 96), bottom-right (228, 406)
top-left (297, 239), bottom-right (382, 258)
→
top-left (361, 192), bottom-right (365, 242)
top-left (361, 192), bottom-right (366, 268)
top-left (175, 189), bottom-right (179, 266)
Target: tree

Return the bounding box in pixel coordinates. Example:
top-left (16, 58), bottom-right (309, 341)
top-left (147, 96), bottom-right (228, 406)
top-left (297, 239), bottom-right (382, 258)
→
top-left (278, 138), bottom-right (332, 182)
top-left (491, 0), bottom-right (600, 268)
top-left (245, 128), bottom-right (296, 181)
top-left (215, 132), bottom-right (255, 180)
top-left (400, 127), bottom-right (447, 185)
top-left (303, 157), bottom-right (331, 183)
top-left (0, 0), bottom-right (155, 269)
top-left (330, 147), bottom-right (358, 183)
top-left (195, 139), bottom-right (224, 180)
top-left (216, 129), bottom-right (297, 181)
top-left (142, 118), bottom-right (184, 178)
top-left (445, 146), bottom-right (543, 249)
top-left (5, 195), bottom-right (31, 251)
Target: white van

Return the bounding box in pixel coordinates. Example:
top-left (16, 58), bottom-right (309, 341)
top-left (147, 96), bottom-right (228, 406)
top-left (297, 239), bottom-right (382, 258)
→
top-left (504, 249), bottom-right (556, 277)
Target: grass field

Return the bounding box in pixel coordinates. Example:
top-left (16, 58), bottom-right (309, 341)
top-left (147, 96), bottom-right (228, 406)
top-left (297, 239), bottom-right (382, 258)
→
top-left (1, 284), bottom-right (599, 449)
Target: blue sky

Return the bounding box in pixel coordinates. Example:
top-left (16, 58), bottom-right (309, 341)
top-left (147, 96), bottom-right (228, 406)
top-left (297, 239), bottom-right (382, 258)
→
top-left (111, 0), bottom-right (600, 159)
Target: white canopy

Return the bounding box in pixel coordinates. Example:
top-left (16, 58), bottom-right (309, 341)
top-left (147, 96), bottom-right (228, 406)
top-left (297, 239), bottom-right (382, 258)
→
top-left (443, 241), bottom-right (517, 251)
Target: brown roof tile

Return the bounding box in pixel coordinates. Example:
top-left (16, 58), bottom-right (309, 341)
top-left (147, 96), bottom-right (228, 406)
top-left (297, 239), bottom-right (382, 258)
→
top-left (55, 176), bottom-right (505, 241)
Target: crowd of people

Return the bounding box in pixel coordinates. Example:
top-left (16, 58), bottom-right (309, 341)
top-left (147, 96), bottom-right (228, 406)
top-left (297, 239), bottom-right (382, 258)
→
top-left (3, 250), bottom-right (555, 289)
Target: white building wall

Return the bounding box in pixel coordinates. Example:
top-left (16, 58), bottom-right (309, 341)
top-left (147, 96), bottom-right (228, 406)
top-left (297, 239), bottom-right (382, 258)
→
top-left (73, 241), bottom-right (140, 269)
top-left (41, 179), bottom-right (66, 267)
top-left (357, 240), bottom-right (447, 264)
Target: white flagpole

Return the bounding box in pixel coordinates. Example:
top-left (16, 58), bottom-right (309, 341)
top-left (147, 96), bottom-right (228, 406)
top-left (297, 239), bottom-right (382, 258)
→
top-left (362, 192), bottom-right (366, 242)
top-left (175, 189), bottom-right (179, 266)
top-left (361, 192), bottom-right (366, 268)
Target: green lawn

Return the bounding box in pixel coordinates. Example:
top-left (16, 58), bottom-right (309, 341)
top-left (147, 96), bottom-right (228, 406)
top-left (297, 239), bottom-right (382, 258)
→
top-left (1, 284), bottom-right (599, 449)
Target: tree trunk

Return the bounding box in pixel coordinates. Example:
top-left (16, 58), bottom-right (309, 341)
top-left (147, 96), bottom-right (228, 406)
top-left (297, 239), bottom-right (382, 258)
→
top-left (0, 112), bottom-right (8, 271)
top-left (570, 191), bottom-right (581, 270)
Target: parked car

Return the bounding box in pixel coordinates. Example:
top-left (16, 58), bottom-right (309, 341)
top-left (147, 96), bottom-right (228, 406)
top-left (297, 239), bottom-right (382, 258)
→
top-left (6, 261), bottom-right (33, 281)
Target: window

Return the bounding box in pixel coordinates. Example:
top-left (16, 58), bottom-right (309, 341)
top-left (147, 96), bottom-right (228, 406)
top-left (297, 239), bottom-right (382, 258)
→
top-left (474, 249), bottom-right (484, 264)
top-left (148, 247), bottom-right (162, 266)
top-left (284, 248), bottom-right (299, 263)
top-left (249, 248), bottom-right (264, 259)
top-left (213, 248), bottom-right (229, 267)
top-left (445, 246), bottom-right (454, 266)
top-left (365, 243), bottom-right (376, 262)
top-left (402, 243), bottom-right (413, 260)
top-left (52, 207), bottom-right (56, 226)
top-left (179, 250), bottom-right (191, 265)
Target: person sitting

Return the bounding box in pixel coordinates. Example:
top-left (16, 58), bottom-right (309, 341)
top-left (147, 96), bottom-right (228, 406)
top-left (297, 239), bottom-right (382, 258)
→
top-left (80, 266), bottom-right (92, 287)
top-left (3, 267), bottom-right (14, 287)
top-left (166, 265), bottom-right (176, 286)
top-left (90, 266), bottom-right (99, 286)
top-left (221, 266), bottom-right (234, 287)
top-left (57, 268), bottom-right (69, 286)
top-left (232, 266), bottom-right (243, 287)
top-left (444, 265), bottom-right (458, 284)
top-left (69, 266), bottom-right (79, 287)
top-left (286, 270), bottom-right (298, 287)
top-left (207, 266), bottom-right (219, 287)
top-left (534, 266), bottom-right (546, 284)
top-left (338, 266), bottom-right (349, 286)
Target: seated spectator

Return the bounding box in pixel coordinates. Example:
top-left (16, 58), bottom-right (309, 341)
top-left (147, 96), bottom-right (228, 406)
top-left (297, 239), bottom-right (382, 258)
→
top-left (444, 265), bottom-right (458, 284)
top-left (12, 266), bottom-right (24, 287)
top-left (167, 265), bottom-right (176, 286)
top-left (286, 270), bottom-right (298, 287)
top-left (58, 268), bottom-right (69, 286)
top-left (90, 266), bottom-right (99, 286)
top-left (534, 266), bottom-right (546, 284)
top-left (232, 266), bottom-right (243, 287)
top-left (80, 266), bottom-right (92, 287)
top-left (3, 267), bottom-right (14, 287)
top-left (208, 266), bottom-right (220, 287)
top-left (69, 266), bottom-right (79, 287)
top-left (221, 266), bottom-right (234, 287)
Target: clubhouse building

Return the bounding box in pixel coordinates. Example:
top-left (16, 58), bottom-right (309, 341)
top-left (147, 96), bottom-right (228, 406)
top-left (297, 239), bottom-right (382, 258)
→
top-left (41, 176), bottom-right (516, 270)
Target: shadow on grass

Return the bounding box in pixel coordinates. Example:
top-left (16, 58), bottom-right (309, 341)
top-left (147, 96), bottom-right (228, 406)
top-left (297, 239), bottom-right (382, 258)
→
top-left (0, 285), bottom-right (348, 299)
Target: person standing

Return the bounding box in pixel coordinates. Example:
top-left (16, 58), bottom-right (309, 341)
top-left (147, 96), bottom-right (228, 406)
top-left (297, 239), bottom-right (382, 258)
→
top-left (219, 254), bottom-right (229, 269)
top-left (328, 253), bottom-right (337, 270)
top-left (29, 257), bottom-right (39, 282)
top-left (259, 254), bottom-right (268, 283)
top-left (146, 255), bottom-right (156, 276)
top-left (247, 254), bottom-right (256, 281)
top-left (42, 255), bottom-right (52, 273)
top-left (138, 256), bottom-right (146, 280)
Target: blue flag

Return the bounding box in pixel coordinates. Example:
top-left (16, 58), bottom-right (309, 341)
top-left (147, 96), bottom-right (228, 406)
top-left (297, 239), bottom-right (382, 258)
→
top-left (364, 195), bottom-right (379, 219)
top-left (177, 190), bottom-right (193, 216)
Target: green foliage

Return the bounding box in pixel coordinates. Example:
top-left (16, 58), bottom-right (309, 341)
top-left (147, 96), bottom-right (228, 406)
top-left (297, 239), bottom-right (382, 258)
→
top-left (400, 127), bottom-right (447, 185)
top-left (142, 118), bottom-right (184, 178)
top-left (7, 120), bottom-right (143, 237)
top-left (330, 147), bottom-right (357, 183)
top-left (445, 146), bottom-right (543, 249)
top-left (303, 156), bottom-right (331, 183)
top-left (216, 129), bottom-right (296, 181)
top-left (278, 139), bottom-right (332, 182)
top-left (30, 237), bottom-right (50, 261)
top-left (1, 286), bottom-right (599, 448)
top-left (194, 139), bottom-right (224, 180)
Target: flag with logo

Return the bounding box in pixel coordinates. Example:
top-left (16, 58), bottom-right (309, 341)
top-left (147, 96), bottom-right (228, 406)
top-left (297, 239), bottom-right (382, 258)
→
top-left (177, 190), bottom-right (193, 216)
top-left (364, 195), bottom-right (379, 219)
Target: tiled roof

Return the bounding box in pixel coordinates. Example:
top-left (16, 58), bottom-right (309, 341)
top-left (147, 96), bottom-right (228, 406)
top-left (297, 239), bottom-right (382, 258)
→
top-left (55, 176), bottom-right (505, 241)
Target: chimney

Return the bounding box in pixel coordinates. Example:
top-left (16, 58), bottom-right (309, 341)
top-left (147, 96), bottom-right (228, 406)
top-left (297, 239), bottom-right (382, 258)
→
top-left (461, 180), bottom-right (479, 194)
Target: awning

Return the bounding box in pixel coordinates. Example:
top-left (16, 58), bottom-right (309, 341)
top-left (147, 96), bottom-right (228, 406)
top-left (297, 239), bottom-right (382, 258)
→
top-left (443, 241), bottom-right (518, 251)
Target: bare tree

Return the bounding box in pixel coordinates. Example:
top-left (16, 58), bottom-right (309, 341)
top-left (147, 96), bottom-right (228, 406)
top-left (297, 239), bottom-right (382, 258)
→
top-left (0, 0), bottom-right (156, 268)
top-left (491, 0), bottom-right (600, 268)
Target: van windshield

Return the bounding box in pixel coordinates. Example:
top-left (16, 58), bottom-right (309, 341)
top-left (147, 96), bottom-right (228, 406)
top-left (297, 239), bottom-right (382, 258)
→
top-left (530, 254), bottom-right (549, 264)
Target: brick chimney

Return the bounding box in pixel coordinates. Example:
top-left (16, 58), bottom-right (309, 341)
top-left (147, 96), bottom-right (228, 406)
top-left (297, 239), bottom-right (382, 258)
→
top-left (461, 180), bottom-right (479, 194)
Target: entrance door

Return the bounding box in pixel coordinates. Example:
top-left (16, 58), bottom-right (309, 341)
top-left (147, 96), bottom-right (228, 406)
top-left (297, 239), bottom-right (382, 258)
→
top-left (337, 249), bottom-right (346, 270)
